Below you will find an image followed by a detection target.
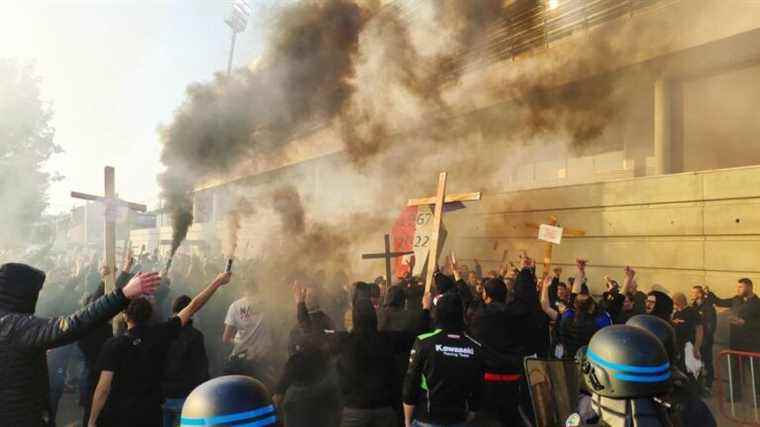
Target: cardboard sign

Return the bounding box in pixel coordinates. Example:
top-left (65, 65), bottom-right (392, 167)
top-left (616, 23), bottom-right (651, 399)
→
top-left (538, 224), bottom-right (564, 245)
top-left (391, 205), bottom-right (448, 278)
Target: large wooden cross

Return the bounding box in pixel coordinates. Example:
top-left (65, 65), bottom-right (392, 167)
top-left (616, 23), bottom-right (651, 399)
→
top-left (71, 166), bottom-right (147, 293)
top-left (408, 172), bottom-right (481, 294)
top-left (526, 215), bottom-right (586, 278)
top-left (361, 234), bottom-right (414, 287)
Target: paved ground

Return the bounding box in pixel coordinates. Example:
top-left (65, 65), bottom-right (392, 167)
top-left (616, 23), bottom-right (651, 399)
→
top-left (57, 390), bottom-right (745, 427)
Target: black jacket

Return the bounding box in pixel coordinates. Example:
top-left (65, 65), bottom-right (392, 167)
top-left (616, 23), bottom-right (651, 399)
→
top-left (514, 267), bottom-right (548, 355)
top-left (298, 301), bottom-right (423, 410)
top-left (709, 292), bottom-right (760, 351)
top-left (0, 263), bottom-right (129, 426)
top-left (467, 300), bottom-right (528, 375)
top-left (162, 320), bottom-right (210, 399)
top-left (402, 329), bottom-right (485, 425)
top-left (693, 300), bottom-right (717, 341)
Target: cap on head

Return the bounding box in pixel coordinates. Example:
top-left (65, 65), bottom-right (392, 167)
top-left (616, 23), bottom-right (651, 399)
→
top-left (181, 375), bottom-right (276, 427)
top-left (581, 325), bottom-right (671, 399)
top-left (0, 263), bottom-right (46, 314)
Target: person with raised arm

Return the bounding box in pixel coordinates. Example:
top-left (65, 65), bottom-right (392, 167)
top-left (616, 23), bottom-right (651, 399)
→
top-left (87, 271), bottom-right (231, 427)
top-left (0, 262), bottom-right (161, 426)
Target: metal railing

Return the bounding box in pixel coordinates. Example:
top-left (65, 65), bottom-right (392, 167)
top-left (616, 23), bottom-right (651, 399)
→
top-left (717, 349), bottom-right (760, 425)
top-left (383, 0), bottom-right (670, 77)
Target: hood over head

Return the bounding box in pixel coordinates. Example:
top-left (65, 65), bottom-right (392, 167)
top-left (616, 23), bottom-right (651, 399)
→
top-left (0, 263), bottom-right (46, 314)
top-left (352, 297), bottom-right (378, 335)
top-left (383, 285), bottom-right (406, 308)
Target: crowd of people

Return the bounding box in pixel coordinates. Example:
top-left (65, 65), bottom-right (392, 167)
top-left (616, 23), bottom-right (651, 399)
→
top-left (0, 245), bottom-right (758, 427)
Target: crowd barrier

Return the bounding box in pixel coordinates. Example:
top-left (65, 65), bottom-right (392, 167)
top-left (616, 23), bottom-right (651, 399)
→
top-left (717, 349), bottom-right (760, 426)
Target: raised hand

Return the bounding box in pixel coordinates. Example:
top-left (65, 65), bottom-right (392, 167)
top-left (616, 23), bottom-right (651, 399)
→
top-left (214, 272), bottom-right (232, 286)
top-left (624, 266), bottom-right (635, 278)
top-left (422, 292), bottom-right (433, 310)
top-left (122, 272), bottom-right (162, 299)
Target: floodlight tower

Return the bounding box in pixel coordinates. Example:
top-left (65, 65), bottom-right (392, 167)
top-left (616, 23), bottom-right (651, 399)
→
top-left (225, 0), bottom-right (250, 76)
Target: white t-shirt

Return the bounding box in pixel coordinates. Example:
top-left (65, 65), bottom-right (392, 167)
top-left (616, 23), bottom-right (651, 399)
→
top-left (224, 296), bottom-right (272, 360)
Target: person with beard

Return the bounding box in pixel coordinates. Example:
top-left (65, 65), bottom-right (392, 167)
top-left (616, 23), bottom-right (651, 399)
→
top-left (646, 290), bottom-right (674, 321)
top-left (0, 262), bottom-right (161, 426)
top-left (691, 285), bottom-right (717, 394)
top-left (403, 291), bottom-right (484, 427)
top-left (88, 271), bottom-right (231, 427)
top-left (468, 277), bottom-right (528, 426)
top-left (706, 278), bottom-right (760, 401)
top-left (299, 281), bottom-right (430, 427)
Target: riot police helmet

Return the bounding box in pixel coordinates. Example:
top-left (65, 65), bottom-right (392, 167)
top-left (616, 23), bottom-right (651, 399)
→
top-left (581, 325), bottom-right (671, 399)
top-left (626, 314), bottom-right (677, 362)
top-left (180, 375), bottom-right (277, 427)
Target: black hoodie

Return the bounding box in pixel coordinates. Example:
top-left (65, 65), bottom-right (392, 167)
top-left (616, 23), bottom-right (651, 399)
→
top-left (298, 297), bottom-right (426, 409)
top-left (0, 263), bottom-right (129, 426)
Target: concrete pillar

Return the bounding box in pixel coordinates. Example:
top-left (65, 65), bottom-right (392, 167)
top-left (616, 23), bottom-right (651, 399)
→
top-left (654, 78), bottom-right (672, 175)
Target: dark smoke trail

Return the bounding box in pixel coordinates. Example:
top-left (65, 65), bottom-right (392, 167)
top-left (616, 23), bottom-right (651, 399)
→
top-left (158, 0), bottom-right (370, 252)
top-left (271, 186), bottom-right (305, 236)
top-left (225, 197), bottom-right (256, 258)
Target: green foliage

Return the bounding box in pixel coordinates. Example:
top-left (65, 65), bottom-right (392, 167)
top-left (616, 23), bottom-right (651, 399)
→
top-left (0, 59), bottom-right (61, 248)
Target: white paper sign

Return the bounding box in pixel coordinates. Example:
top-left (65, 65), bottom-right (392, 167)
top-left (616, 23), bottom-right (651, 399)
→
top-left (538, 224), bottom-right (564, 245)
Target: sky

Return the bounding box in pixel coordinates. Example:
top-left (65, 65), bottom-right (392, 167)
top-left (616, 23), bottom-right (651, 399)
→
top-left (0, 0), bottom-right (277, 214)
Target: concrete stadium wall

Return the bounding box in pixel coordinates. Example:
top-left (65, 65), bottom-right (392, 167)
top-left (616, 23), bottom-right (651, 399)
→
top-left (445, 164), bottom-right (760, 298)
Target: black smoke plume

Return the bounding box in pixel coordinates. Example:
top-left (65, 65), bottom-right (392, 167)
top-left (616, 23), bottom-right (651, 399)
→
top-left (158, 0), bottom-right (369, 253)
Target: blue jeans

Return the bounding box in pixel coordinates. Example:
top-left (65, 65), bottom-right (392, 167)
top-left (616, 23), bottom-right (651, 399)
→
top-left (412, 421), bottom-right (468, 427)
top-left (162, 398), bottom-right (186, 427)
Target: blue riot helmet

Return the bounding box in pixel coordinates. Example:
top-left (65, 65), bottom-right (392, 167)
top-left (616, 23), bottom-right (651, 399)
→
top-left (581, 325), bottom-right (672, 399)
top-left (180, 375), bottom-right (277, 427)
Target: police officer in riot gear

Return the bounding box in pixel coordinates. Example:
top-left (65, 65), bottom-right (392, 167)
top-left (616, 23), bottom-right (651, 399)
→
top-left (180, 375), bottom-right (278, 427)
top-left (626, 315), bottom-right (716, 427)
top-left (573, 325), bottom-right (673, 427)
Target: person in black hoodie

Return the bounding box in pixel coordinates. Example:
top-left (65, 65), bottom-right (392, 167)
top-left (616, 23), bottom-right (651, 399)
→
top-left (378, 285), bottom-right (423, 334)
top-left (161, 295), bottom-right (210, 427)
top-left (275, 289), bottom-right (341, 427)
top-left (299, 281), bottom-right (430, 427)
top-left (0, 263), bottom-right (161, 427)
top-left (468, 277), bottom-right (528, 426)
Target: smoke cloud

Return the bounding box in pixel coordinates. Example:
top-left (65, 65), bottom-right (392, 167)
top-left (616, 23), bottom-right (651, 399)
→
top-left (224, 197), bottom-right (256, 259)
top-left (158, 0), bottom-right (668, 280)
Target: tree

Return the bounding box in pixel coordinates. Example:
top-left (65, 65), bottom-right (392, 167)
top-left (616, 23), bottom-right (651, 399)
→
top-left (0, 59), bottom-right (61, 249)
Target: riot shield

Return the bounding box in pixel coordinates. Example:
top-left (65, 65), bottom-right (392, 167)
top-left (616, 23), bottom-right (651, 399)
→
top-left (524, 357), bottom-right (580, 427)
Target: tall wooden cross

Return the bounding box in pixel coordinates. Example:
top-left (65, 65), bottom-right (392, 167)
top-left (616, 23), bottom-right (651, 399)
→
top-left (408, 172), bottom-right (481, 294)
top-left (71, 166), bottom-right (147, 293)
top-left (361, 234), bottom-right (414, 287)
top-left (526, 215), bottom-right (586, 278)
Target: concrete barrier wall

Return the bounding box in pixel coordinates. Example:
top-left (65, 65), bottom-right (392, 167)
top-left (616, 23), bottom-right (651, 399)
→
top-left (445, 165), bottom-right (760, 297)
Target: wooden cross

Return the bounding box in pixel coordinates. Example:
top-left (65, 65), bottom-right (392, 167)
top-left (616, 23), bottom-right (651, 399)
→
top-left (526, 215), bottom-right (586, 278)
top-left (361, 234), bottom-right (414, 287)
top-left (408, 172), bottom-right (481, 294)
top-left (71, 166), bottom-right (147, 294)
